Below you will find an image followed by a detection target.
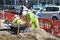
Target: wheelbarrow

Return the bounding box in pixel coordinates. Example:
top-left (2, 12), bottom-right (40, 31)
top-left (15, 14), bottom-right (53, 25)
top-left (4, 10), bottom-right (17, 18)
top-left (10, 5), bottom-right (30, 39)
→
top-left (9, 24), bottom-right (30, 34)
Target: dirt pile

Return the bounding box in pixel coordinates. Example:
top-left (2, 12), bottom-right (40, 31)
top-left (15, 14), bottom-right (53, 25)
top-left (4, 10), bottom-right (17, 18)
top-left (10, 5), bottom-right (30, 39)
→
top-left (55, 33), bottom-right (60, 38)
top-left (0, 29), bottom-right (59, 40)
top-left (19, 29), bottom-right (59, 40)
top-left (0, 34), bottom-right (19, 40)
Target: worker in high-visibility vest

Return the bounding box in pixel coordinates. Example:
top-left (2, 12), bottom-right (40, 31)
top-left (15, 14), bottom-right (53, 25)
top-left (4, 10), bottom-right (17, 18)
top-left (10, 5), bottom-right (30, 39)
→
top-left (12, 15), bottom-right (19, 27)
top-left (12, 14), bottom-right (28, 33)
top-left (11, 15), bottom-right (24, 34)
top-left (12, 15), bottom-right (24, 26)
top-left (22, 11), bottom-right (39, 30)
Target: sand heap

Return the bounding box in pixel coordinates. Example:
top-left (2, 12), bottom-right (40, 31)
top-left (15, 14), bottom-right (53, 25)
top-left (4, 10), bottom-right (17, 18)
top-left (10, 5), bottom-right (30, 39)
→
top-left (0, 28), bottom-right (59, 40)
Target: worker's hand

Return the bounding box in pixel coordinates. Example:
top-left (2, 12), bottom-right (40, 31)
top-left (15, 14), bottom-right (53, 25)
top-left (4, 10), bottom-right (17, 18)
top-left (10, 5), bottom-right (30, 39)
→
top-left (26, 20), bottom-right (30, 25)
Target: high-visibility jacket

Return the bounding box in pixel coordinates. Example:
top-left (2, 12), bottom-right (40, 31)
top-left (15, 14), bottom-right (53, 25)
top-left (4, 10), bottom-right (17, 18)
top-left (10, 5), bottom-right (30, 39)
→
top-left (12, 17), bottom-right (25, 26)
top-left (24, 12), bottom-right (39, 29)
top-left (12, 18), bottom-right (18, 27)
top-left (12, 18), bottom-right (18, 24)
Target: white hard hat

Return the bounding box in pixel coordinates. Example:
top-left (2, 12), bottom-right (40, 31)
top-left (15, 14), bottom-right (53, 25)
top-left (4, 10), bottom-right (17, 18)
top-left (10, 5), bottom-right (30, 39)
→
top-left (14, 15), bottom-right (20, 19)
top-left (14, 15), bottom-right (18, 18)
top-left (22, 11), bottom-right (27, 16)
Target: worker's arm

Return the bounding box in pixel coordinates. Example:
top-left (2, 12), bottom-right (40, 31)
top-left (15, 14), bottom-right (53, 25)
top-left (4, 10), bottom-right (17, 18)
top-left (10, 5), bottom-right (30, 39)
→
top-left (12, 18), bottom-right (18, 23)
top-left (17, 20), bottom-right (26, 25)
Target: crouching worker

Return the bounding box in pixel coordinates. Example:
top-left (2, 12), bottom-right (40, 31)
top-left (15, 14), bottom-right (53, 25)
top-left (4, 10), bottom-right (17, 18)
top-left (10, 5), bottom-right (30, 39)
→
top-left (22, 11), bottom-right (40, 30)
top-left (10, 15), bottom-right (20, 34)
top-left (10, 15), bottom-right (29, 34)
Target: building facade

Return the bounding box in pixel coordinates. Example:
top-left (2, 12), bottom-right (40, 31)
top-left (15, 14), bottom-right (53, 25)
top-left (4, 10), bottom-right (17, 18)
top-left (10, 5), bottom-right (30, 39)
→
top-left (0, 0), bottom-right (60, 7)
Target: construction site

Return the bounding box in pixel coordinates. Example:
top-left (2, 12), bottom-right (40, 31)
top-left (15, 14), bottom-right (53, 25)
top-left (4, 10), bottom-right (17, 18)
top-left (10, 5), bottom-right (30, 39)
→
top-left (0, 0), bottom-right (60, 40)
top-left (0, 10), bottom-right (60, 40)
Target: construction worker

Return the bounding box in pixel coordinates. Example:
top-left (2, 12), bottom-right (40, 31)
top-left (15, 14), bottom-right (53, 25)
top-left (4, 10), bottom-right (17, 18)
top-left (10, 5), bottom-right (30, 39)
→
top-left (12, 14), bottom-right (29, 33)
top-left (11, 15), bottom-right (25, 34)
top-left (22, 11), bottom-right (39, 30)
top-left (12, 15), bottom-right (24, 27)
top-left (12, 15), bottom-right (19, 27)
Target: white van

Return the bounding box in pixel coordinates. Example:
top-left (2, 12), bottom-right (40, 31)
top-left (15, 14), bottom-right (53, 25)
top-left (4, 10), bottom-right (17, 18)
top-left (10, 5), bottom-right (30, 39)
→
top-left (36, 5), bottom-right (60, 20)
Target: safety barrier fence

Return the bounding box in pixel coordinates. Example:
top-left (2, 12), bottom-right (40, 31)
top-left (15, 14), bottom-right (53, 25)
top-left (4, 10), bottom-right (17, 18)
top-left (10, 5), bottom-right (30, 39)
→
top-left (53, 20), bottom-right (60, 35)
top-left (0, 13), bottom-right (3, 19)
top-left (38, 18), bottom-right (53, 33)
top-left (38, 18), bottom-right (60, 35)
top-left (0, 12), bottom-right (14, 22)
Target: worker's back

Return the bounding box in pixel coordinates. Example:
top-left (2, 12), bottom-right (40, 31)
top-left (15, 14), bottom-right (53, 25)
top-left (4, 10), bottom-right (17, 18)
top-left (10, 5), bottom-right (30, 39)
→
top-left (24, 11), bottom-right (39, 29)
top-left (24, 12), bottom-right (38, 21)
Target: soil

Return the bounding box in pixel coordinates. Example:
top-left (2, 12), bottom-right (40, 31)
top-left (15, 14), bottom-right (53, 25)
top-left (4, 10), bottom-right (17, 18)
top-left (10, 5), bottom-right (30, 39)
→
top-left (0, 28), bottom-right (60, 40)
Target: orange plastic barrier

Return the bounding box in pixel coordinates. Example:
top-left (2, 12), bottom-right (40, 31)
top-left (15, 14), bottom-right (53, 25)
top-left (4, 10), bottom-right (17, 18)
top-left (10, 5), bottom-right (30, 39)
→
top-left (0, 13), bottom-right (3, 18)
top-left (53, 20), bottom-right (60, 35)
top-left (4, 13), bottom-right (9, 19)
top-left (38, 18), bottom-right (45, 29)
top-left (38, 18), bottom-right (53, 33)
top-left (8, 14), bottom-right (14, 22)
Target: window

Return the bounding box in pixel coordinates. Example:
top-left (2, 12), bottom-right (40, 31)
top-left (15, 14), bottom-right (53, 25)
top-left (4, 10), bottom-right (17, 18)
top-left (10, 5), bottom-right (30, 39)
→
top-left (0, 0), bottom-right (4, 5)
top-left (34, 8), bottom-right (40, 10)
top-left (46, 7), bottom-right (59, 11)
top-left (47, 0), bottom-right (53, 4)
top-left (55, 0), bottom-right (59, 5)
top-left (41, 7), bottom-right (59, 12)
top-left (5, 0), bottom-right (15, 5)
top-left (8, 6), bottom-right (15, 10)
